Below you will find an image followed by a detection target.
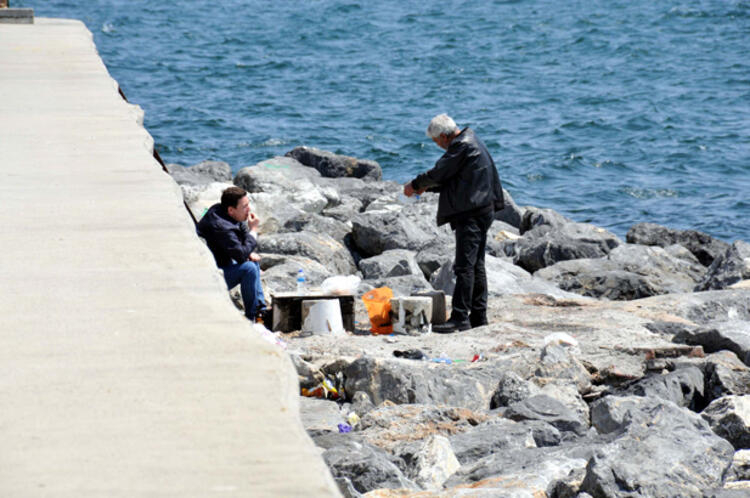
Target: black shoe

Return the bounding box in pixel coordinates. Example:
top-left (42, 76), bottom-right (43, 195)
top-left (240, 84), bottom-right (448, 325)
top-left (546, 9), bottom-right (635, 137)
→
top-left (470, 315), bottom-right (488, 328)
top-left (432, 319), bottom-right (471, 334)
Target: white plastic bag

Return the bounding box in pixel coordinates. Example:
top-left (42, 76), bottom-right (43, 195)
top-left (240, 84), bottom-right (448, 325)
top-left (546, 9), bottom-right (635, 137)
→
top-left (320, 275), bottom-right (361, 295)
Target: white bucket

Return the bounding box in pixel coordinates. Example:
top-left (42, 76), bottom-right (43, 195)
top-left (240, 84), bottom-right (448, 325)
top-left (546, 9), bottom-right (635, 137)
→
top-left (301, 299), bottom-right (345, 336)
top-left (391, 296), bottom-right (433, 334)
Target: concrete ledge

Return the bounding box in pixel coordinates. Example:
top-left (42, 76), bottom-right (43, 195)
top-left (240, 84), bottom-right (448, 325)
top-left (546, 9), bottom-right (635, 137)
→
top-left (0, 18), bottom-right (339, 497)
top-left (0, 8), bottom-right (33, 24)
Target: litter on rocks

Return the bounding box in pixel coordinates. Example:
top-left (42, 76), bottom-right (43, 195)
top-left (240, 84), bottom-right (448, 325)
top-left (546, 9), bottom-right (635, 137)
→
top-left (251, 323), bottom-right (287, 349)
top-left (393, 349), bottom-right (427, 360)
top-left (337, 423), bottom-right (352, 433)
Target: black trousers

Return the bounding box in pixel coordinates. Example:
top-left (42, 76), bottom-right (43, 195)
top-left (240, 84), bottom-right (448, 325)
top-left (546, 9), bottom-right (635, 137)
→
top-left (451, 210), bottom-right (494, 322)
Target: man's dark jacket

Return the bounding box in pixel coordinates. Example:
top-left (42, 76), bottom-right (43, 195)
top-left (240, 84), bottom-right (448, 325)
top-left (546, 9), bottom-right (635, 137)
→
top-left (411, 128), bottom-right (504, 226)
top-left (196, 204), bottom-right (257, 267)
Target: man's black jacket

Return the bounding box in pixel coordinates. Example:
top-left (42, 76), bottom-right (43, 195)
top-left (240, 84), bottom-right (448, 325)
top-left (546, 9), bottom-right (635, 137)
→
top-left (196, 203), bottom-right (257, 267)
top-left (411, 128), bottom-right (504, 226)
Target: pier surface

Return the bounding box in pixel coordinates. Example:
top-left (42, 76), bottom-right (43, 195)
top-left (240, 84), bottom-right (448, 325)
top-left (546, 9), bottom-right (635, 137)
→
top-left (0, 19), bottom-right (339, 497)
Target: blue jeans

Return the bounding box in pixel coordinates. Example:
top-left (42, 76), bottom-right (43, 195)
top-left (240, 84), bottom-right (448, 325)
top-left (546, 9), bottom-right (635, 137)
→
top-left (221, 261), bottom-right (266, 319)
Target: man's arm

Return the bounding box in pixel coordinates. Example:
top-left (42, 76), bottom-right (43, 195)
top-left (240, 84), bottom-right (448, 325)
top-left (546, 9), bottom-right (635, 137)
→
top-left (214, 223), bottom-right (258, 263)
top-left (411, 142), bottom-right (466, 191)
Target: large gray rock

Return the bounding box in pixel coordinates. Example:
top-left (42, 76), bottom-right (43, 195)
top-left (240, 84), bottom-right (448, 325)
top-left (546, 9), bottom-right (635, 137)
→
top-left (358, 249), bottom-right (422, 279)
top-left (361, 274), bottom-right (433, 297)
top-left (726, 449), bottom-right (750, 482)
top-left (286, 146), bottom-right (382, 181)
top-left (394, 435), bottom-right (459, 490)
top-left (702, 395), bottom-right (750, 449)
top-left (234, 155), bottom-right (322, 194)
top-left (166, 160), bottom-right (232, 186)
top-left (322, 438), bottom-right (417, 495)
top-left (534, 342), bottom-right (592, 393)
top-left (342, 357), bottom-right (508, 411)
top-left (281, 212), bottom-right (352, 246)
top-left (673, 320), bottom-right (750, 367)
top-left (259, 231), bottom-right (356, 275)
top-left (696, 241), bottom-right (750, 291)
top-left (448, 418), bottom-right (536, 465)
top-left (519, 207), bottom-right (572, 235)
top-left (490, 371), bottom-right (541, 409)
top-left (416, 238), bottom-right (455, 279)
top-left (703, 351), bottom-right (750, 400)
top-left (513, 222), bottom-right (622, 273)
top-left (583, 396), bottom-right (734, 497)
top-left (504, 394), bottom-right (589, 436)
top-left (618, 366), bottom-right (705, 410)
top-left (260, 257), bottom-right (332, 294)
top-left (351, 210), bottom-right (435, 258)
top-left (246, 191), bottom-right (307, 234)
top-left (536, 243), bottom-right (705, 300)
top-left (626, 222), bottom-right (730, 267)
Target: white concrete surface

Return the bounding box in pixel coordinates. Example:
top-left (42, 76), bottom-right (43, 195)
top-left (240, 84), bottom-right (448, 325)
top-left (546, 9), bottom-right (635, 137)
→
top-left (0, 19), bottom-right (339, 497)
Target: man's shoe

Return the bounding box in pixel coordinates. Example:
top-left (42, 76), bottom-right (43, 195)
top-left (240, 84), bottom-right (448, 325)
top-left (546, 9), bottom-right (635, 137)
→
top-left (432, 319), bottom-right (471, 334)
top-left (470, 316), bottom-right (489, 328)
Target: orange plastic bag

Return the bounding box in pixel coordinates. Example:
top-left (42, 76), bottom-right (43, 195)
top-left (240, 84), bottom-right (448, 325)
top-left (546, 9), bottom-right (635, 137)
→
top-left (362, 287), bottom-right (394, 335)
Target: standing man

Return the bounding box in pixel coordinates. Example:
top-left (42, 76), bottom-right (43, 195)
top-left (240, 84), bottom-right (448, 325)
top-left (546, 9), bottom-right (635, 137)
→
top-left (404, 114), bottom-right (504, 333)
top-left (197, 186), bottom-right (267, 321)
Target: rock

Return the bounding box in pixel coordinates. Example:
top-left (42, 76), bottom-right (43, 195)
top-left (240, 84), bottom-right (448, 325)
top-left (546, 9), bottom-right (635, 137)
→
top-left (536, 243), bottom-right (706, 300)
top-left (534, 342), bottom-right (592, 393)
top-left (538, 383), bottom-right (591, 429)
top-left (650, 288), bottom-right (750, 325)
top-left (358, 249), bottom-right (422, 279)
top-left (504, 394), bottom-right (589, 436)
top-left (246, 192), bottom-right (307, 234)
top-left (696, 241), bottom-right (750, 291)
top-left (321, 438), bottom-right (417, 494)
top-left (626, 222), bottom-right (730, 267)
top-left (281, 212), bottom-right (352, 246)
top-left (351, 210), bottom-right (435, 258)
top-left (342, 357), bottom-right (508, 412)
top-left (672, 320), bottom-right (750, 367)
top-left (180, 181), bottom-right (233, 221)
top-left (519, 207), bottom-right (572, 235)
top-left (583, 396), bottom-right (734, 496)
top-left (416, 238), bottom-right (455, 279)
top-left (167, 160), bottom-right (232, 186)
top-left (356, 404), bottom-right (488, 453)
top-left (494, 188), bottom-right (524, 229)
top-left (448, 418), bottom-right (536, 465)
top-left (524, 420), bottom-right (563, 447)
top-left (619, 366), bottom-right (705, 410)
top-left (431, 254), bottom-right (583, 300)
top-left (396, 435), bottom-right (459, 490)
top-left (362, 274), bottom-right (433, 297)
top-left (261, 258), bottom-right (332, 294)
top-left (702, 395), bottom-right (750, 449)
top-left (286, 146), bottom-right (383, 181)
top-left (703, 351), bottom-right (750, 400)
top-left (322, 196), bottom-right (364, 223)
top-left (485, 220), bottom-right (521, 258)
top-left (259, 231), bottom-right (356, 275)
top-left (234, 155), bottom-right (322, 193)
top-left (443, 441), bottom-right (594, 496)
top-left (513, 222), bottom-right (622, 273)
top-left (490, 371), bottom-right (541, 409)
top-left (726, 449), bottom-right (750, 482)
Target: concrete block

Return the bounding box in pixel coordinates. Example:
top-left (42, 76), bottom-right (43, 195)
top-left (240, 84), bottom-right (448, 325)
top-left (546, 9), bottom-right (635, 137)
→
top-left (0, 8), bottom-right (34, 24)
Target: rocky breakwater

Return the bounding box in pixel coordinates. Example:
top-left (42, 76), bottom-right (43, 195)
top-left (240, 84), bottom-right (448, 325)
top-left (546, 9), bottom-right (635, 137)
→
top-left (170, 150), bottom-right (750, 497)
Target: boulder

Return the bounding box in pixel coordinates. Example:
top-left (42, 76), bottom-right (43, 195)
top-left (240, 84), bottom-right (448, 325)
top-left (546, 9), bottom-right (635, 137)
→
top-left (726, 449), bottom-right (750, 482)
top-left (583, 396), bottom-right (734, 496)
top-left (361, 274), bottom-right (433, 297)
top-left (619, 366), bottom-right (705, 410)
top-left (179, 181), bottom-right (233, 221)
top-left (535, 243), bottom-right (705, 300)
top-left (166, 160), bottom-right (232, 186)
top-left (703, 351), bottom-right (750, 400)
top-left (358, 249), bottom-right (422, 280)
top-left (448, 418), bottom-right (536, 465)
top-left (696, 241), bottom-right (750, 291)
top-left (259, 231), bottom-right (356, 275)
top-left (702, 395), bottom-right (750, 449)
top-left (672, 320), bottom-right (750, 367)
top-left (260, 258), bottom-right (332, 294)
top-left (321, 438), bottom-right (417, 495)
top-left (416, 238), bottom-right (455, 279)
top-left (490, 371), bottom-right (541, 409)
top-left (247, 191), bottom-right (306, 234)
top-left (342, 357), bottom-right (508, 412)
top-left (626, 222), bottom-right (730, 267)
top-left (485, 220), bottom-right (521, 258)
top-left (281, 212), bottom-right (352, 246)
top-left (298, 397), bottom-right (347, 432)
top-left (504, 394), bottom-right (589, 436)
top-left (513, 222), bottom-right (622, 273)
top-left (431, 254), bottom-right (582, 300)
top-left (519, 207), bottom-right (572, 235)
top-left (286, 146), bottom-right (382, 181)
top-left (534, 342), bottom-right (592, 393)
top-left (234, 155), bottom-right (322, 194)
top-left (494, 188), bottom-right (525, 229)
top-left (394, 435), bottom-right (459, 490)
top-left (351, 210), bottom-right (435, 258)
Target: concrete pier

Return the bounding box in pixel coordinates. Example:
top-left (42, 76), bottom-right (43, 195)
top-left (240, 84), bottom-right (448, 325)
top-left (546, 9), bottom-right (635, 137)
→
top-left (0, 19), bottom-right (339, 497)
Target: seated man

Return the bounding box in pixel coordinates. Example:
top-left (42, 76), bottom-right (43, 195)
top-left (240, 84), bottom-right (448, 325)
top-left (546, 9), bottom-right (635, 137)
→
top-left (197, 186), bottom-right (267, 321)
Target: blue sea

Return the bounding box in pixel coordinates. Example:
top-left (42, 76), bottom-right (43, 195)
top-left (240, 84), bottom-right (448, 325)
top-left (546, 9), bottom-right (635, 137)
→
top-left (18, 0), bottom-right (750, 242)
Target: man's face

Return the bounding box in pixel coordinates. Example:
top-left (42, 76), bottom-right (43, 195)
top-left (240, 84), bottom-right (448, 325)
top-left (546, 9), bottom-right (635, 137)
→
top-left (432, 134), bottom-right (450, 150)
top-left (227, 195), bottom-right (250, 222)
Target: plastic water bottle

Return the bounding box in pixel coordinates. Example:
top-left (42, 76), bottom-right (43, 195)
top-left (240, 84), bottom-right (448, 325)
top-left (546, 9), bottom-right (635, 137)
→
top-left (296, 269), bottom-right (306, 294)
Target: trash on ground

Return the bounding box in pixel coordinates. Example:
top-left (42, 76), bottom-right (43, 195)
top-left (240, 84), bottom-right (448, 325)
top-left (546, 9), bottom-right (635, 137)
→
top-left (393, 349), bottom-right (427, 360)
top-left (362, 287), bottom-right (394, 335)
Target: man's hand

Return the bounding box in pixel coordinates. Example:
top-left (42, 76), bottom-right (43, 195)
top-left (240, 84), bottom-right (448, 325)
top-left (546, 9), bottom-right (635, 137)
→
top-left (249, 252), bottom-right (261, 262)
top-left (248, 212), bottom-right (260, 230)
top-left (403, 182), bottom-right (415, 197)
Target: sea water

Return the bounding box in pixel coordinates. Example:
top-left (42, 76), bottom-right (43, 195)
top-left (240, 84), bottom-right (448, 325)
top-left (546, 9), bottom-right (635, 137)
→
top-left (18, 0), bottom-right (750, 241)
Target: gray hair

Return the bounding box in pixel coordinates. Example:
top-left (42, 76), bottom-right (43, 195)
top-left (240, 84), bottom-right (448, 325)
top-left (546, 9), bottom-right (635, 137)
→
top-left (426, 114), bottom-right (459, 139)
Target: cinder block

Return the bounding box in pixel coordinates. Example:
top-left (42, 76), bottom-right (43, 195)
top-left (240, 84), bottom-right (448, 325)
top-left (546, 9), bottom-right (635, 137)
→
top-left (0, 8), bottom-right (34, 24)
